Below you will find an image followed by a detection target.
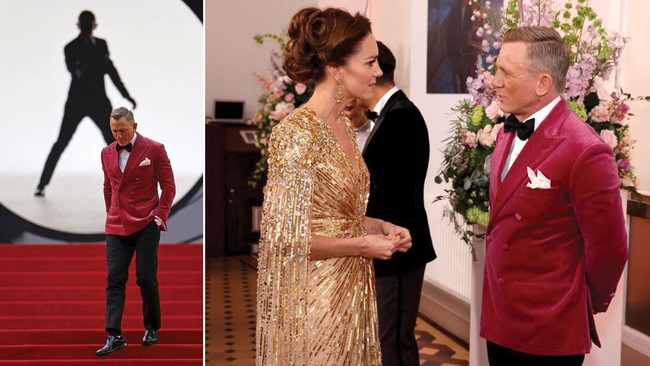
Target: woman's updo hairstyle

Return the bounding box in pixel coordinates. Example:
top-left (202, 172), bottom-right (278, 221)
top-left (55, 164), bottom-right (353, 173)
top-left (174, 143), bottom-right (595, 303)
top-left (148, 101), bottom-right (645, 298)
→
top-left (283, 7), bottom-right (372, 84)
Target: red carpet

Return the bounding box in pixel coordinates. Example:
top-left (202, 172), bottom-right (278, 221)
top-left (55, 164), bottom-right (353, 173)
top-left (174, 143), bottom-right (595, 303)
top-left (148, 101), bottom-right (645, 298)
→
top-left (0, 243), bottom-right (203, 365)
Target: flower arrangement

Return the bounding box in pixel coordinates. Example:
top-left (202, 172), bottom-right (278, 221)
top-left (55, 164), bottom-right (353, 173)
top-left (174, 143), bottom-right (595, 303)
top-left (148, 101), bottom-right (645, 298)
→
top-left (246, 33), bottom-right (314, 187)
top-left (434, 0), bottom-right (648, 252)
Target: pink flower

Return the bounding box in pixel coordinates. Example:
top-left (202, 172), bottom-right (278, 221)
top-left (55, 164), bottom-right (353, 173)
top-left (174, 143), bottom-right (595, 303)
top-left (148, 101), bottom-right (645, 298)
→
top-left (269, 102), bottom-right (295, 121)
top-left (618, 159), bottom-right (631, 171)
top-left (589, 104), bottom-right (610, 122)
top-left (256, 75), bottom-right (274, 92)
top-left (614, 101), bottom-right (629, 121)
top-left (294, 83), bottom-right (307, 95)
top-left (600, 129), bottom-right (618, 150)
top-left (284, 93), bottom-right (295, 102)
top-left (462, 130), bottom-right (478, 148)
top-left (491, 122), bottom-right (504, 141)
top-left (620, 145), bottom-right (631, 156)
top-left (485, 101), bottom-right (502, 120)
top-left (268, 90), bottom-right (284, 101)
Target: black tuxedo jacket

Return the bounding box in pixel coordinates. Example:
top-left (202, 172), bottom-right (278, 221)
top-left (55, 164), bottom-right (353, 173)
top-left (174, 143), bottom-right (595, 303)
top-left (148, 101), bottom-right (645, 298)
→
top-left (363, 90), bottom-right (436, 276)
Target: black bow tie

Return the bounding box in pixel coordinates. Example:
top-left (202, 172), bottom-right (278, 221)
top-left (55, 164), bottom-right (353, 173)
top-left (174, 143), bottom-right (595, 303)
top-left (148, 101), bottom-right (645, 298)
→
top-left (365, 109), bottom-right (379, 121)
top-left (116, 143), bottom-right (132, 152)
top-left (503, 115), bottom-right (535, 140)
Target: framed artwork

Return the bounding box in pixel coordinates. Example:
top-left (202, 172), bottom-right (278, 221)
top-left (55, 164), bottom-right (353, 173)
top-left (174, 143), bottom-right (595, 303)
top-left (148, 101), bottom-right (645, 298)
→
top-left (426, 0), bottom-right (503, 94)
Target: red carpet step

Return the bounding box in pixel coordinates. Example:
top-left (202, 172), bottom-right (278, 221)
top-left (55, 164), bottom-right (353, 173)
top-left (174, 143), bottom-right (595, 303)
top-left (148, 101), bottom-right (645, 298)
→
top-left (4, 285), bottom-right (201, 301)
top-left (0, 300), bottom-right (201, 317)
top-left (0, 270), bottom-right (202, 286)
top-left (0, 243), bottom-right (203, 365)
top-left (0, 329), bottom-right (202, 345)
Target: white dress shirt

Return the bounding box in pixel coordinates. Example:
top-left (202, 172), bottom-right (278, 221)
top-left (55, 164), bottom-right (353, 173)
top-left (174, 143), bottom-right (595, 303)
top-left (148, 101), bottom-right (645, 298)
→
top-left (372, 86), bottom-right (400, 116)
top-left (354, 119), bottom-right (374, 151)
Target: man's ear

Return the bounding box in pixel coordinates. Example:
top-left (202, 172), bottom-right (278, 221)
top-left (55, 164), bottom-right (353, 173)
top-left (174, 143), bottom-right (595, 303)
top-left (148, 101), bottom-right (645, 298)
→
top-left (536, 73), bottom-right (553, 97)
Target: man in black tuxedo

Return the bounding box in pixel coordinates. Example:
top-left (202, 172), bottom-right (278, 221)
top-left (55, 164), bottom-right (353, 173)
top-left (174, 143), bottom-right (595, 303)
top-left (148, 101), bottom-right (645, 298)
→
top-left (35, 10), bottom-right (136, 197)
top-left (361, 41), bottom-right (436, 366)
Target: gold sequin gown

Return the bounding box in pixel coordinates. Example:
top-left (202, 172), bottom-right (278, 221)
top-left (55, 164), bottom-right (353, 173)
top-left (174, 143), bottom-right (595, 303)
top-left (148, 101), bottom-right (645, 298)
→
top-left (256, 107), bottom-right (381, 365)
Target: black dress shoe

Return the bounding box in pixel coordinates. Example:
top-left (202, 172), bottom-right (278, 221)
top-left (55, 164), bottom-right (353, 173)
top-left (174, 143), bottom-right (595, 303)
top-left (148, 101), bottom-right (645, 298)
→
top-left (96, 334), bottom-right (127, 356)
top-left (34, 188), bottom-right (45, 197)
top-left (142, 329), bottom-right (158, 345)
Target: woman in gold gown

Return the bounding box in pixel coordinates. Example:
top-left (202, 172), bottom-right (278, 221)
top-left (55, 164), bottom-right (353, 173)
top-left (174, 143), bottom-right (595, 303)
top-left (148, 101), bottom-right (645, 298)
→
top-left (255, 7), bottom-right (412, 366)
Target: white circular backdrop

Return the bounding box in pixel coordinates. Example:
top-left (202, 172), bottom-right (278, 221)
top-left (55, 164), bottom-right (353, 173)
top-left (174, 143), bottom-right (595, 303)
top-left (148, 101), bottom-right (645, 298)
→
top-left (0, 0), bottom-right (203, 235)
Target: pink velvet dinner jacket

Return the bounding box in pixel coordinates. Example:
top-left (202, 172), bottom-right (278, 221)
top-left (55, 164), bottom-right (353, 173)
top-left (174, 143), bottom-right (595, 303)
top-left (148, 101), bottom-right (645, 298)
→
top-left (101, 133), bottom-right (176, 236)
top-left (482, 98), bottom-right (628, 356)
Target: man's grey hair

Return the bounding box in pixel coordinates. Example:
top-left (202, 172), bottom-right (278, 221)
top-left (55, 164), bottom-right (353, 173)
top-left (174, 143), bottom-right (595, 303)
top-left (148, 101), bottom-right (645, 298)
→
top-left (110, 107), bottom-right (135, 124)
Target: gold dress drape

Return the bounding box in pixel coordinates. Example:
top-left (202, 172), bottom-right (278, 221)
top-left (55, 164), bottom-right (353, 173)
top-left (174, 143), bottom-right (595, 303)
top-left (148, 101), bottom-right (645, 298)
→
top-left (256, 107), bottom-right (381, 365)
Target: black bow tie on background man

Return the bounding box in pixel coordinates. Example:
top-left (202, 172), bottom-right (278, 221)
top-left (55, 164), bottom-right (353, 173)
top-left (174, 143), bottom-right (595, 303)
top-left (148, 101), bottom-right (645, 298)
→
top-left (116, 143), bottom-right (132, 152)
top-left (503, 114), bottom-right (535, 140)
top-left (365, 109), bottom-right (379, 121)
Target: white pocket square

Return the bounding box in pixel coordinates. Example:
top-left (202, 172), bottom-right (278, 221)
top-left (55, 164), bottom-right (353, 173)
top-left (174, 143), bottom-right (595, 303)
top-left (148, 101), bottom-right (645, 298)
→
top-left (526, 167), bottom-right (551, 189)
top-left (139, 157), bottom-right (151, 167)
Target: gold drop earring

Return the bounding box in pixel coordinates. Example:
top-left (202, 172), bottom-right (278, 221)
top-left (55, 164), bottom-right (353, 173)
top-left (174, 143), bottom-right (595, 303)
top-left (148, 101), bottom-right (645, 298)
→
top-left (333, 79), bottom-right (343, 103)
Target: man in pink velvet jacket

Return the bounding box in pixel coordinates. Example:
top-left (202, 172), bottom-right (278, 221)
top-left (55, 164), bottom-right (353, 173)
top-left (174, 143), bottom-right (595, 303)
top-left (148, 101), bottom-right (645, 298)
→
top-left (482, 26), bottom-right (628, 365)
top-left (96, 107), bottom-right (176, 356)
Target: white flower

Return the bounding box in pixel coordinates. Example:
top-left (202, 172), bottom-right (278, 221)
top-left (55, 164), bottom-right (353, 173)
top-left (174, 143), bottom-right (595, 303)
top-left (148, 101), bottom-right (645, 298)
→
top-left (477, 125), bottom-right (495, 147)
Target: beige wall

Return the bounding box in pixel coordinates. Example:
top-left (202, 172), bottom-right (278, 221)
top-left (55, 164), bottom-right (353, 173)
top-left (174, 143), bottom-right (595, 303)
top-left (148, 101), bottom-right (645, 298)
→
top-left (205, 0), bottom-right (316, 120)
top-left (206, 0), bottom-right (368, 121)
top-left (619, 0), bottom-right (650, 194)
top-left (205, 0), bottom-right (406, 121)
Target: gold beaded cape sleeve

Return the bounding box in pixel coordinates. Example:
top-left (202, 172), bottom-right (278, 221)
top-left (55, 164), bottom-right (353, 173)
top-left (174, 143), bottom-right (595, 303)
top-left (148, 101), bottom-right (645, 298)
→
top-left (256, 107), bottom-right (381, 365)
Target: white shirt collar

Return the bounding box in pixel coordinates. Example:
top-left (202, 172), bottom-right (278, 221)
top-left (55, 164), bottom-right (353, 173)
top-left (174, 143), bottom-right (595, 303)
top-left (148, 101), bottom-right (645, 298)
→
top-left (373, 86), bottom-right (399, 114)
top-left (527, 95), bottom-right (561, 132)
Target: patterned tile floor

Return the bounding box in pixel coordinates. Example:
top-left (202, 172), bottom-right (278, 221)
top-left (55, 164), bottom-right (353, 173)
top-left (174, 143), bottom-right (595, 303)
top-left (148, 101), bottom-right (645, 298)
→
top-left (205, 256), bottom-right (469, 366)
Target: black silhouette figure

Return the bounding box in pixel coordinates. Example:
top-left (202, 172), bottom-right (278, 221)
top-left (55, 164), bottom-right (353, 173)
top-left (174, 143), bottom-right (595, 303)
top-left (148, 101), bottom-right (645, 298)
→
top-left (36, 10), bottom-right (136, 196)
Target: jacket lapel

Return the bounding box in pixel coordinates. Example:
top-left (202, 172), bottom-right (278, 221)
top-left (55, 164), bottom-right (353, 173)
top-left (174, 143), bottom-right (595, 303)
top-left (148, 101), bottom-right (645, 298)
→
top-left (363, 90), bottom-right (406, 154)
top-left (490, 130), bottom-right (514, 201)
top-left (121, 134), bottom-right (148, 180)
top-left (490, 101), bottom-right (569, 219)
top-left (107, 143), bottom-right (122, 178)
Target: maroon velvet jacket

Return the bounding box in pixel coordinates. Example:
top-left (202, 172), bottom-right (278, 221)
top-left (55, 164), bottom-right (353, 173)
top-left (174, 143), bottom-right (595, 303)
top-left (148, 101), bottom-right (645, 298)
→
top-left (481, 99), bottom-right (628, 355)
top-left (101, 133), bottom-right (176, 236)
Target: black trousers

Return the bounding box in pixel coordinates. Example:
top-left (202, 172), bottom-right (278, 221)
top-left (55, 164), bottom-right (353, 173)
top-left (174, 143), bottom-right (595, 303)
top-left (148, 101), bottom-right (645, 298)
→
top-left (37, 96), bottom-right (113, 189)
top-left (487, 341), bottom-right (585, 366)
top-left (375, 264), bottom-right (426, 366)
top-left (105, 221), bottom-right (161, 334)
